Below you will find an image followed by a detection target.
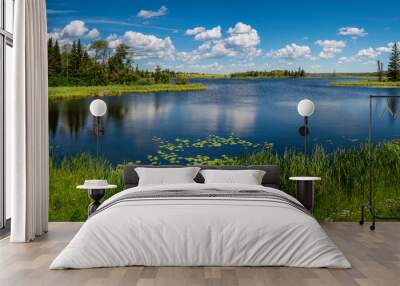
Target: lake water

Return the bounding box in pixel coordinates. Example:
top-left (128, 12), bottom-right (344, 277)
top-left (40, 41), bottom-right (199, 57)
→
top-left (49, 78), bottom-right (400, 164)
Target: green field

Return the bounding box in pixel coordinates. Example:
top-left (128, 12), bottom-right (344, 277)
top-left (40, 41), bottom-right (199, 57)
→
top-left (49, 138), bottom-right (400, 222)
top-left (329, 81), bottom-right (400, 88)
top-left (308, 73), bottom-right (377, 79)
top-left (48, 83), bottom-right (206, 101)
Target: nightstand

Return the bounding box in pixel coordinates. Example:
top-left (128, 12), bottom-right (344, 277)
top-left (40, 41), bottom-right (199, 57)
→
top-left (289, 177), bottom-right (321, 211)
top-left (77, 181), bottom-right (117, 216)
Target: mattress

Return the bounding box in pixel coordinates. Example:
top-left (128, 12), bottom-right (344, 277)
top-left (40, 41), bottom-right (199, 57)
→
top-left (50, 183), bottom-right (351, 269)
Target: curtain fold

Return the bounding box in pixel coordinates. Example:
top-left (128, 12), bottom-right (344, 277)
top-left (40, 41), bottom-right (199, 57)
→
top-left (8, 0), bottom-right (49, 242)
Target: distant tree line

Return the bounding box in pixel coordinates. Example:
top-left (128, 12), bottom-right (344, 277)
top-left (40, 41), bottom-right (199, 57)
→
top-left (230, 68), bottom-right (306, 78)
top-left (47, 39), bottom-right (178, 87)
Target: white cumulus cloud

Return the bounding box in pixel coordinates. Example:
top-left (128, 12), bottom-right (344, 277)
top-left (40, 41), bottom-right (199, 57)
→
top-left (105, 31), bottom-right (175, 59)
top-left (63, 20), bottom-right (88, 37)
top-left (177, 41), bottom-right (235, 62)
top-left (87, 28), bottom-right (100, 39)
top-left (315, 40), bottom-right (346, 59)
top-left (338, 42), bottom-right (397, 64)
top-left (137, 6), bottom-right (167, 19)
top-left (106, 34), bottom-right (123, 49)
top-left (227, 22), bottom-right (252, 34)
top-left (177, 51), bottom-right (202, 63)
top-left (48, 20), bottom-right (100, 45)
top-left (376, 46), bottom-right (392, 53)
top-left (338, 27), bottom-right (368, 38)
top-left (376, 42), bottom-right (400, 53)
top-left (178, 22), bottom-right (262, 63)
top-left (203, 42), bottom-right (238, 58)
top-left (185, 27), bottom-right (205, 36)
top-left (194, 26), bottom-right (222, 41)
top-left (267, 43), bottom-right (311, 59)
top-left (225, 22), bottom-right (260, 49)
top-left (357, 47), bottom-right (379, 58)
top-left (338, 56), bottom-right (356, 64)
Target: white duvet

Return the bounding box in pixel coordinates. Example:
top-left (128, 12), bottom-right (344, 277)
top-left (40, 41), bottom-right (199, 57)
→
top-left (50, 183), bottom-right (351, 269)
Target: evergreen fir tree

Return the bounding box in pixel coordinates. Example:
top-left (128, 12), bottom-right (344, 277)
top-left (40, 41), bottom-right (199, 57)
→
top-left (54, 40), bottom-right (62, 74)
top-left (388, 43), bottom-right (400, 82)
top-left (69, 41), bottom-right (78, 79)
top-left (80, 49), bottom-right (91, 84)
top-left (47, 38), bottom-right (55, 79)
top-left (48, 38), bottom-right (53, 51)
top-left (61, 43), bottom-right (73, 83)
top-left (77, 39), bottom-right (83, 63)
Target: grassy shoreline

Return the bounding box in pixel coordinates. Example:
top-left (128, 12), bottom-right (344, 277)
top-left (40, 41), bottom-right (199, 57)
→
top-left (206, 75), bottom-right (376, 80)
top-left (48, 83), bottom-right (206, 101)
top-left (179, 73), bottom-right (228, 79)
top-left (50, 140), bottom-right (400, 222)
top-left (329, 81), bottom-right (400, 88)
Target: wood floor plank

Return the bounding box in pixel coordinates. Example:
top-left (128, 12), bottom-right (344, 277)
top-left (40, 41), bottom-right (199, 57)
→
top-left (0, 222), bottom-right (399, 286)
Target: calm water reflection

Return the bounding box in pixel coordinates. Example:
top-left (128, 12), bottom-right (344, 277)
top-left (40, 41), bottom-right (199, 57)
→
top-left (49, 78), bottom-right (400, 164)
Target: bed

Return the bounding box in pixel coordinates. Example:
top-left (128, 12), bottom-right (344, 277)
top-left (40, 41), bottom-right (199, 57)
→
top-left (50, 165), bottom-right (351, 269)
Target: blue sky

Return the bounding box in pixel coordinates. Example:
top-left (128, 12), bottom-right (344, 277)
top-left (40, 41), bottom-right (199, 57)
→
top-left (47, 0), bottom-right (400, 73)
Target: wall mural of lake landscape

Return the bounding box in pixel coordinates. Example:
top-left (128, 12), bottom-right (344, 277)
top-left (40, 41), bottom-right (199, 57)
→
top-left (50, 78), bottom-right (400, 164)
top-left (46, 0), bottom-right (400, 222)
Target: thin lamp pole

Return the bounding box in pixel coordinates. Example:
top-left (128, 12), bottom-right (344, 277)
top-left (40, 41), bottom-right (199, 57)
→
top-left (368, 96), bottom-right (372, 207)
top-left (304, 116), bottom-right (308, 173)
top-left (361, 95), bottom-right (400, 228)
top-left (96, 116), bottom-right (100, 162)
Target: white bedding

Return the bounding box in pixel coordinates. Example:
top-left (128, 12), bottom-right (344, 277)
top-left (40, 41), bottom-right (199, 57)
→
top-left (50, 183), bottom-right (351, 269)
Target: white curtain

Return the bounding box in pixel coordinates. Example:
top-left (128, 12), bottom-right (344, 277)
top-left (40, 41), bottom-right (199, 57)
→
top-left (7, 0), bottom-right (49, 242)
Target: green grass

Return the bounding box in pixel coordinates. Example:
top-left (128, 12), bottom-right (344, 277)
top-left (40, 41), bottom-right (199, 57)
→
top-left (48, 83), bottom-right (207, 101)
top-left (329, 80), bottom-right (400, 88)
top-left (308, 73), bottom-right (377, 79)
top-left (49, 140), bottom-right (400, 222)
top-left (235, 144), bottom-right (400, 222)
top-left (49, 155), bottom-right (124, 221)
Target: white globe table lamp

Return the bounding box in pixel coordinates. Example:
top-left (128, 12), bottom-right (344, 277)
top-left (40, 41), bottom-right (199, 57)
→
top-left (90, 99), bottom-right (107, 117)
top-left (297, 99), bottom-right (315, 117)
top-left (297, 99), bottom-right (315, 171)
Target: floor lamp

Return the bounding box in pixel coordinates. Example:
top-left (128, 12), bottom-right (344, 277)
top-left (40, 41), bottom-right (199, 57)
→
top-left (360, 95), bottom-right (400, 231)
top-left (290, 99), bottom-right (319, 212)
top-left (297, 99), bottom-right (315, 172)
top-left (89, 99), bottom-right (107, 160)
top-left (82, 99), bottom-right (109, 216)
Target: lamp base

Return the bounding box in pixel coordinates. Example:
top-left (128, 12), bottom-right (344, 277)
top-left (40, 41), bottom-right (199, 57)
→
top-left (295, 181), bottom-right (314, 211)
top-left (87, 189), bottom-right (105, 216)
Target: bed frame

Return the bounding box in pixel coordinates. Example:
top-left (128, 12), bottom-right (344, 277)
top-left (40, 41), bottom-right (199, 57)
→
top-left (123, 165), bottom-right (280, 189)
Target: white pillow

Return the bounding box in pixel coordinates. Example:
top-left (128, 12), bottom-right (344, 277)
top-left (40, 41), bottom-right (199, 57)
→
top-left (200, 169), bottom-right (266, 185)
top-left (135, 167), bottom-right (201, 186)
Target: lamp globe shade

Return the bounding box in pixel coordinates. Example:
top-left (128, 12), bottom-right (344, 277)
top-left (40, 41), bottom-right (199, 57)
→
top-left (90, 99), bottom-right (107, 117)
top-left (297, 99), bottom-right (315, 117)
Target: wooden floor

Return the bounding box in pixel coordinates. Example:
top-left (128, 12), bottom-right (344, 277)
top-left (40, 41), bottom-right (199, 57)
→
top-left (0, 222), bottom-right (399, 286)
